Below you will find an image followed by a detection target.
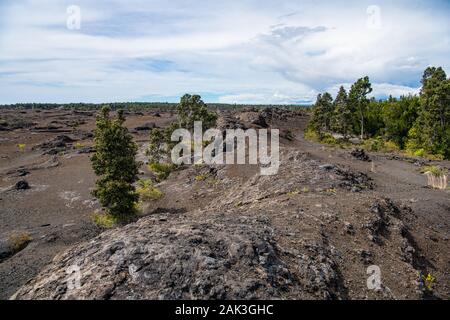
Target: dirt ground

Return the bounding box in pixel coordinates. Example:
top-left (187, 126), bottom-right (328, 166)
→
top-left (1, 107), bottom-right (449, 299)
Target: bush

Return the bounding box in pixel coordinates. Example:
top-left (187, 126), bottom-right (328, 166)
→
top-left (405, 147), bottom-right (444, 160)
top-left (304, 126), bottom-right (319, 141)
top-left (420, 165), bottom-right (448, 176)
top-left (195, 173), bottom-right (209, 181)
top-left (362, 138), bottom-right (384, 152)
top-left (363, 138), bottom-right (400, 153)
top-left (320, 133), bottom-right (339, 145)
top-left (136, 179), bottom-right (163, 201)
top-left (148, 162), bottom-right (175, 181)
top-left (8, 233), bottom-right (32, 252)
top-left (92, 212), bottom-right (117, 229)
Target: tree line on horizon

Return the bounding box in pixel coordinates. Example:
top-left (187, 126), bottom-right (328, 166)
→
top-left (307, 66), bottom-right (450, 160)
top-left (0, 101), bottom-right (307, 111)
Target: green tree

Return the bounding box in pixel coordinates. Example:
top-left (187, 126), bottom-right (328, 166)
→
top-left (177, 94), bottom-right (217, 131)
top-left (91, 106), bottom-right (139, 221)
top-left (311, 92), bottom-right (334, 136)
top-left (414, 66), bottom-right (450, 157)
top-left (365, 97), bottom-right (385, 137)
top-left (331, 86), bottom-right (352, 138)
top-left (348, 76), bottom-right (373, 139)
top-left (147, 128), bottom-right (165, 163)
top-left (382, 95), bottom-right (419, 148)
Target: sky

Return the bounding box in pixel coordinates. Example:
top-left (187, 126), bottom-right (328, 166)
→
top-left (0, 0), bottom-right (449, 104)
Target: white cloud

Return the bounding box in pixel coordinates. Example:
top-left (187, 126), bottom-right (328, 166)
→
top-left (0, 0), bottom-right (449, 104)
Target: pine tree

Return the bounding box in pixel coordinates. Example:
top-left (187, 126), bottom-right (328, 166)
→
top-left (348, 76), bottom-right (372, 139)
top-left (311, 92), bottom-right (334, 136)
top-left (147, 128), bottom-right (165, 163)
top-left (415, 67), bottom-right (450, 157)
top-left (331, 86), bottom-right (351, 138)
top-left (91, 106), bottom-right (139, 221)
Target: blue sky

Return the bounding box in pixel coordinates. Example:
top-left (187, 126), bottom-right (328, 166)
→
top-left (0, 0), bottom-right (449, 104)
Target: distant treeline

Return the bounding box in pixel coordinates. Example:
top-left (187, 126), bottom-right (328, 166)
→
top-left (308, 66), bottom-right (450, 160)
top-left (0, 102), bottom-right (310, 111)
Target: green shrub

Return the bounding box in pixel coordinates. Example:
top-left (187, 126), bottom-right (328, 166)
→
top-left (304, 126), bottom-right (319, 141)
top-left (405, 147), bottom-right (444, 160)
top-left (320, 133), bottom-right (339, 145)
top-left (362, 138), bottom-right (400, 153)
top-left (362, 138), bottom-right (383, 151)
top-left (420, 165), bottom-right (448, 176)
top-left (195, 173), bottom-right (209, 181)
top-left (148, 162), bottom-right (175, 181)
top-left (136, 179), bottom-right (163, 201)
top-left (92, 212), bottom-right (117, 229)
top-left (8, 233), bottom-right (32, 252)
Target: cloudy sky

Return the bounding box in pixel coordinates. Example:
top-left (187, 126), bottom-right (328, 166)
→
top-left (0, 0), bottom-right (449, 104)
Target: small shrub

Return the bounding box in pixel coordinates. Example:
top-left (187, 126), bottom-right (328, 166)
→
top-left (421, 273), bottom-right (436, 291)
top-left (136, 179), bottom-right (163, 201)
top-left (304, 126), bottom-right (319, 141)
top-left (362, 138), bottom-right (400, 153)
top-left (148, 162), bottom-right (175, 181)
top-left (421, 166), bottom-right (448, 190)
top-left (8, 233), bottom-right (32, 252)
top-left (413, 148), bottom-right (425, 157)
top-left (304, 127), bottom-right (341, 146)
top-left (320, 133), bottom-right (339, 145)
top-left (17, 144), bottom-right (26, 151)
top-left (362, 138), bottom-right (383, 152)
top-left (420, 166), bottom-right (448, 176)
top-left (74, 142), bottom-right (83, 149)
top-left (423, 153), bottom-right (445, 161)
top-left (195, 173), bottom-right (209, 181)
top-left (92, 212), bottom-right (117, 229)
top-left (383, 140), bottom-right (400, 152)
top-left (404, 147), bottom-right (444, 160)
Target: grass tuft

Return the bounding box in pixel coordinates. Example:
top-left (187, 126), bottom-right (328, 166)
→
top-left (8, 233), bottom-right (32, 252)
top-left (136, 179), bottom-right (163, 201)
top-left (420, 165), bottom-right (448, 176)
top-left (148, 162), bottom-right (175, 181)
top-left (92, 212), bottom-right (117, 229)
